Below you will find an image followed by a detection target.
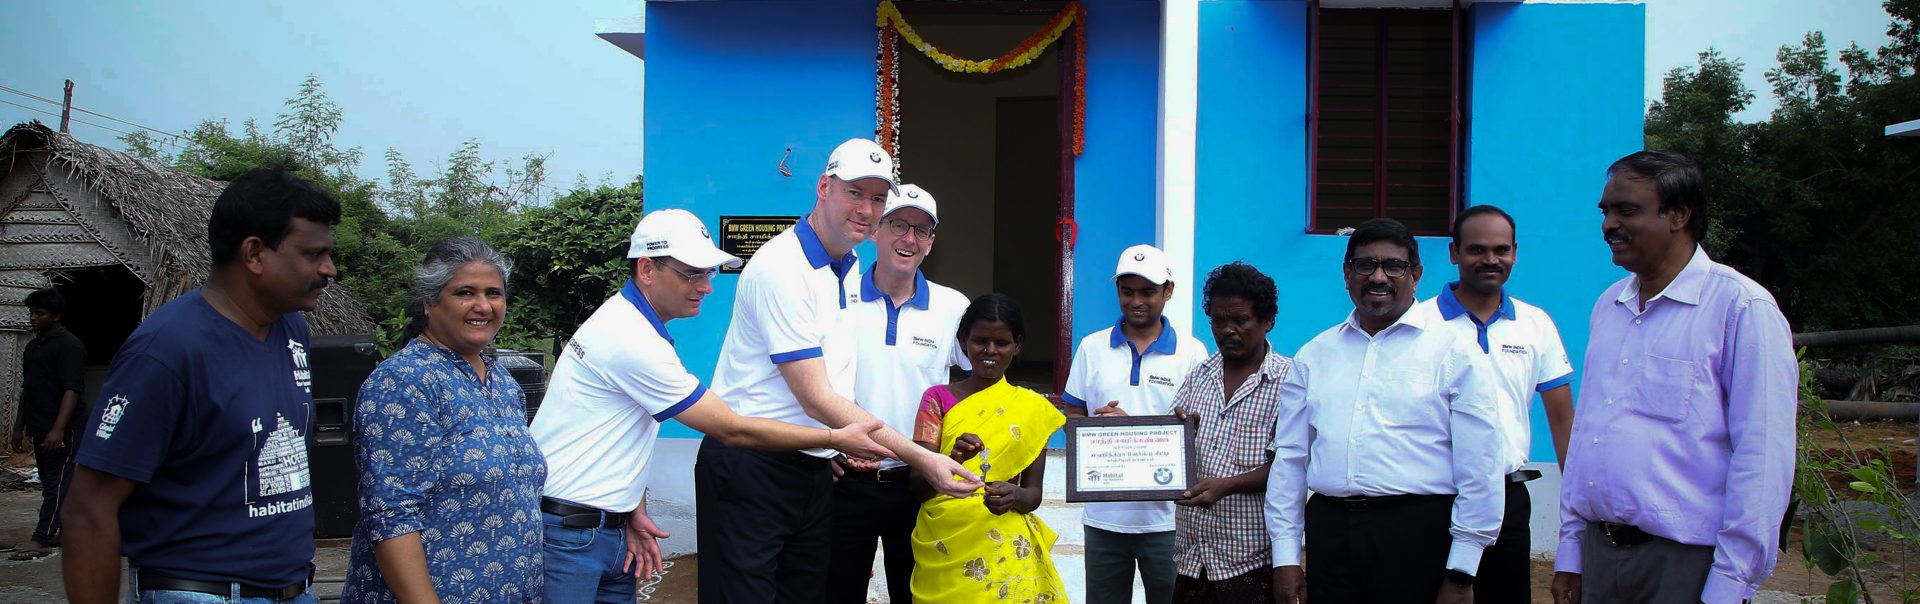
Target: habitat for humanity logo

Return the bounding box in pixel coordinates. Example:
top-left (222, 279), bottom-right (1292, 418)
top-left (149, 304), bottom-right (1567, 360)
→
top-left (289, 340), bottom-right (311, 393)
top-left (96, 395), bottom-right (130, 439)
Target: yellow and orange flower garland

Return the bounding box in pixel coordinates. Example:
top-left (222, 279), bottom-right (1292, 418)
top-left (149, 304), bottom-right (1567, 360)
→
top-left (874, 0), bottom-right (1087, 164)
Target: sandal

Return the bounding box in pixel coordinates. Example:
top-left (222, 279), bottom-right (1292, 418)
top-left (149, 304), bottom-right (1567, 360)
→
top-left (8, 545), bottom-right (52, 561)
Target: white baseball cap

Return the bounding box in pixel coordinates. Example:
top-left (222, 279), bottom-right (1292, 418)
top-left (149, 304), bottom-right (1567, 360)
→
top-left (883, 184), bottom-right (939, 226)
top-left (825, 138), bottom-right (900, 194)
top-left (1114, 244), bottom-right (1173, 285)
top-left (626, 209), bottom-right (744, 270)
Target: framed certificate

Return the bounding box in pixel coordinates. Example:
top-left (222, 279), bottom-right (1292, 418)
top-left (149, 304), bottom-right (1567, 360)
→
top-left (1063, 415), bottom-right (1197, 502)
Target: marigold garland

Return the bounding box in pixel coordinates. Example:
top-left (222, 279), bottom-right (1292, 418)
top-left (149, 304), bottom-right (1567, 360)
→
top-left (876, 25), bottom-right (902, 168)
top-left (874, 1), bottom-right (1086, 158)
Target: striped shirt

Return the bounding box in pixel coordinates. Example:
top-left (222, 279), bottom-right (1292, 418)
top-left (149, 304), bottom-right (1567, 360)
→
top-left (1173, 348), bottom-right (1295, 580)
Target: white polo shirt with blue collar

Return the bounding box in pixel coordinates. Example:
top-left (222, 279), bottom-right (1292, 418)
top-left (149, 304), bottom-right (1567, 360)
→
top-left (532, 280), bottom-right (703, 513)
top-left (1418, 282), bottom-right (1574, 474)
top-left (1063, 316), bottom-right (1209, 533)
top-left (713, 215), bottom-right (862, 458)
top-left (850, 269), bottom-right (970, 469)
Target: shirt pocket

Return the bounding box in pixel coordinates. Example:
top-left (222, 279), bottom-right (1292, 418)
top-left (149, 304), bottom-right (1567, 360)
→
top-left (1632, 354), bottom-right (1698, 424)
top-left (1369, 368), bottom-right (1443, 429)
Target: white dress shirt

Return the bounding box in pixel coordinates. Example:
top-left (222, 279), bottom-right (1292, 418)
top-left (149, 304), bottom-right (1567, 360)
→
top-left (1265, 304), bottom-right (1505, 573)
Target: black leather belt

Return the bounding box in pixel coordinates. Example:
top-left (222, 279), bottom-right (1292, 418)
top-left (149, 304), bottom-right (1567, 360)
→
top-left (136, 571), bottom-right (308, 600)
top-left (1319, 493), bottom-right (1452, 511)
top-left (1506, 469), bottom-right (1543, 484)
top-left (846, 466), bottom-right (910, 484)
top-left (1596, 522), bottom-right (1655, 548)
top-left (541, 497), bottom-right (631, 529)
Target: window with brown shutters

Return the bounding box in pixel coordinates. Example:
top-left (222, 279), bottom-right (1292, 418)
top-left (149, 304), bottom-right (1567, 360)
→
top-left (1310, 7), bottom-right (1461, 235)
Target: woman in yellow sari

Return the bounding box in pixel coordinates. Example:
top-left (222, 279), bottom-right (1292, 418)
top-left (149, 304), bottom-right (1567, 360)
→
top-left (910, 293), bottom-right (1067, 603)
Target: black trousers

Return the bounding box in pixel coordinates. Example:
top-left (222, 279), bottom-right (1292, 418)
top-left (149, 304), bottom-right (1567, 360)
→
top-left (31, 429), bottom-right (75, 546)
top-left (1475, 480), bottom-right (1533, 604)
top-left (694, 437), bottom-right (834, 604)
top-left (824, 471), bottom-right (917, 604)
top-left (1304, 493), bottom-right (1454, 603)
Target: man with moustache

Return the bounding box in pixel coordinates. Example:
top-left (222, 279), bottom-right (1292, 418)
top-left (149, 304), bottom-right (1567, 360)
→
top-left (64, 168), bottom-right (339, 604)
top-left (1168, 262), bottom-right (1293, 603)
top-left (1266, 218), bottom-right (1503, 604)
top-left (705, 139), bottom-right (982, 602)
top-left (1551, 151), bottom-right (1795, 604)
top-left (827, 184), bottom-right (972, 602)
top-left (1416, 204), bottom-right (1575, 603)
top-left (531, 209), bottom-right (892, 602)
top-left (1063, 243), bottom-right (1209, 604)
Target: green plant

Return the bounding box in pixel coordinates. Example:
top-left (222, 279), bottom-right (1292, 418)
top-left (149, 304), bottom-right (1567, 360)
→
top-left (1793, 348), bottom-right (1920, 602)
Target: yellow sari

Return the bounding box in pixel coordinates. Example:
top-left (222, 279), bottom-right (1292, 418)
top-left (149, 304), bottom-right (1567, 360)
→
top-left (909, 378), bottom-right (1067, 604)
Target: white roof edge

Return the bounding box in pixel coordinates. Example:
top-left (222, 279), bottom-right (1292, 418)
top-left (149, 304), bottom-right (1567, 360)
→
top-left (595, 16), bottom-right (645, 61)
top-left (1888, 118), bottom-right (1920, 137)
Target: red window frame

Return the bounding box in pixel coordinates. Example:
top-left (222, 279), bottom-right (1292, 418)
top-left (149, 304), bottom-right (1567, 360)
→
top-left (1307, 3), bottom-right (1463, 236)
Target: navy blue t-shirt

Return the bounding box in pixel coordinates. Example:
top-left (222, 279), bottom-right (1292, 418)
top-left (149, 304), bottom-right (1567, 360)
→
top-left (76, 289), bottom-right (316, 586)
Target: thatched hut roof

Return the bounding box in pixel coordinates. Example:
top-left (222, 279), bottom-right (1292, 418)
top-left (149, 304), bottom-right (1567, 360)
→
top-left (0, 121), bottom-right (375, 335)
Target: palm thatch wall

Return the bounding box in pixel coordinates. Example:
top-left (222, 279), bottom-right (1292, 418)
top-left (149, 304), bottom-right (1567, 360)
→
top-left (0, 121), bottom-right (374, 437)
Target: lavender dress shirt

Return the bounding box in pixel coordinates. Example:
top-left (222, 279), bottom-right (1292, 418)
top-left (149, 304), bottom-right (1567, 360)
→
top-left (1556, 246), bottom-right (1797, 604)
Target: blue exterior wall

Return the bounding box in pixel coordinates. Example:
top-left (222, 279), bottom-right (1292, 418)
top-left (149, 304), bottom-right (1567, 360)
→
top-left (643, 0), bottom-right (1163, 439)
top-left (640, 1), bottom-right (1643, 453)
top-left (1192, 0), bottom-right (1644, 462)
top-left (1463, 1), bottom-right (1645, 460)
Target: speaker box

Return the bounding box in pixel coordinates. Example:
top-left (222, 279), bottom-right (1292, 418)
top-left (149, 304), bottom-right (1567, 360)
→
top-left (489, 350), bottom-right (547, 424)
top-left (305, 334), bottom-right (380, 539)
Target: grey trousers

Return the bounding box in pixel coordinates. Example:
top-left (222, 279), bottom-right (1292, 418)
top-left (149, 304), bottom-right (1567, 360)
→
top-left (1580, 523), bottom-right (1716, 603)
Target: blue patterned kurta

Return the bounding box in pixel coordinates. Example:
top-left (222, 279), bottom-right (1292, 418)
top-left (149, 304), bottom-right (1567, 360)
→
top-left (343, 339), bottom-right (548, 603)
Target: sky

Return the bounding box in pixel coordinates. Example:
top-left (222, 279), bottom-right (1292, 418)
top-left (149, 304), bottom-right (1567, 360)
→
top-left (0, 1), bottom-right (1901, 192)
top-left (0, 0), bottom-right (646, 193)
top-left (1647, 0), bottom-right (1894, 122)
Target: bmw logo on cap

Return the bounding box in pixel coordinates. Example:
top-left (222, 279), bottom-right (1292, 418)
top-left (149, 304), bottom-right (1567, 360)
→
top-left (1134, 253), bottom-right (1146, 261)
top-left (869, 152), bottom-right (883, 163)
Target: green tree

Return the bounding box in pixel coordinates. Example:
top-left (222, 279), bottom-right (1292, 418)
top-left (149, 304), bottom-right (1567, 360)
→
top-left (495, 177), bottom-right (646, 354)
top-left (1645, 3), bottom-right (1920, 332)
top-left (110, 75), bottom-right (582, 352)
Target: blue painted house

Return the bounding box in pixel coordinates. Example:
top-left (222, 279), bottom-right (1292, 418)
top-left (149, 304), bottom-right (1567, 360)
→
top-left (596, 0), bottom-right (1644, 557)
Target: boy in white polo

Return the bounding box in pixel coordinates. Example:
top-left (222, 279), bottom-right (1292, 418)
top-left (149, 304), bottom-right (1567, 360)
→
top-left (1416, 205), bottom-right (1574, 604)
top-left (530, 209), bottom-right (892, 603)
top-left (1063, 244), bottom-right (1210, 604)
top-left (828, 183), bottom-right (972, 602)
top-left (704, 139), bottom-right (981, 602)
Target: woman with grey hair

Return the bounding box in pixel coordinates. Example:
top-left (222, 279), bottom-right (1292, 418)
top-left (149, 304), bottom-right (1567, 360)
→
top-left (343, 236), bottom-right (548, 603)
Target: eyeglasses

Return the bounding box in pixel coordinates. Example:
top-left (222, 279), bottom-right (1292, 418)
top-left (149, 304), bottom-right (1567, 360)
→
top-left (1346, 258), bottom-right (1413, 278)
top-left (661, 261), bottom-right (718, 284)
top-left (882, 218), bottom-right (935, 240)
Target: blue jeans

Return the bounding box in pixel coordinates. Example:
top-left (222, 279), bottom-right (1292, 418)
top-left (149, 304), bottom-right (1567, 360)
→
top-left (540, 511), bottom-right (637, 604)
top-left (127, 568), bottom-right (316, 604)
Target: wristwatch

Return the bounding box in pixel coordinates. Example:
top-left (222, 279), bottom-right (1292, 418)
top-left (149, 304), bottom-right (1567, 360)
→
top-left (1445, 569), bottom-right (1476, 587)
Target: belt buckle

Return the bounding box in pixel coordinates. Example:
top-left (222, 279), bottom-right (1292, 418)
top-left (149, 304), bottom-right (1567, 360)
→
top-left (273, 581), bottom-right (306, 600)
top-left (875, 468), bottom-right (905, 483)
top-left (1600, 523), bottom-right (1637, 549)
top-left (1343, 497), bottom-right (1368, 512)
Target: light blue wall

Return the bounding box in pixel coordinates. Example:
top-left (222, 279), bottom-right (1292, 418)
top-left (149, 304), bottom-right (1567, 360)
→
top-left (1192, 0), bottom-right (1644, 463)
top-left (1065, 0), bottom-right (1163, 342)
top-left (1464, 1), bottom-right (1645, 461)
top-left (644, 1), bottom-right (880, 438)
top-left (642, 0), bottom-right (1163, 439)
top-left (641, 1), bottom-right (1643, 452)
